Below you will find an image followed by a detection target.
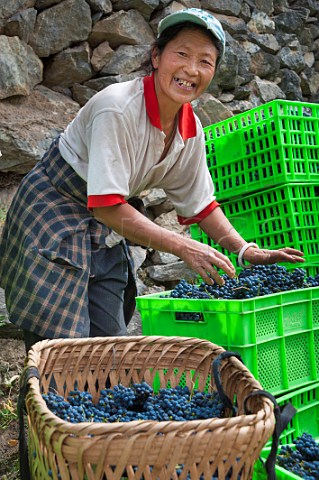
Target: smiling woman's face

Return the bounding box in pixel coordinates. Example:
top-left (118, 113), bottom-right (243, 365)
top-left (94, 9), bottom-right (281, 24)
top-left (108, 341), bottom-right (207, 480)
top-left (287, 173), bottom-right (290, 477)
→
top-left (152, 27), bottom-right (219, 110)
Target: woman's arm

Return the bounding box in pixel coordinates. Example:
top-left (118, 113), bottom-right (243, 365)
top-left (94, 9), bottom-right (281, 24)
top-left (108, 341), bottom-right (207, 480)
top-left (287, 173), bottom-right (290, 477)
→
top-left (93, 204), bottom-right (236, 285)
top-left (198, 206), bottom-right (305, 266)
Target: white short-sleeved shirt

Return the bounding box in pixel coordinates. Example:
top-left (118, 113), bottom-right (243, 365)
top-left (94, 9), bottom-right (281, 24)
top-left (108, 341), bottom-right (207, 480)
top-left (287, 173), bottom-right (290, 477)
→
top-left (59, 73), bottom-right (219, 225)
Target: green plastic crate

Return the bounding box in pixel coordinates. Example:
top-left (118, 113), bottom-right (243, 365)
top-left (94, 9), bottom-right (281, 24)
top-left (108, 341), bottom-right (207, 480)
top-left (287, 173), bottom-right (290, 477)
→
top-left (254, 443), bottom-right (319, 480)
top-left (190, 183), bottom-right (319, 271)
top-left (254, 383), bottom-right (319, 479)
top-left (275, 382), bottom-right (319, 444)
top-left (205, 99), bottom-right (319, 200)
top-left (136, 286), bottom-right (319, 396)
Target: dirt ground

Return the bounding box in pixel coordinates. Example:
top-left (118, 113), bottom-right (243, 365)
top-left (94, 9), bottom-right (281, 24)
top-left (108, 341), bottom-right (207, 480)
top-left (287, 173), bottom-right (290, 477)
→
top-left (0, 338), bottom-right (26, 479)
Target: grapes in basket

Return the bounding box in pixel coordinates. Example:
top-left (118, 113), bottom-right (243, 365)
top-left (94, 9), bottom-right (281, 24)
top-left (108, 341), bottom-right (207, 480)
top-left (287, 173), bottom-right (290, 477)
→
top-left (42, 382), bottom-right (225, 423)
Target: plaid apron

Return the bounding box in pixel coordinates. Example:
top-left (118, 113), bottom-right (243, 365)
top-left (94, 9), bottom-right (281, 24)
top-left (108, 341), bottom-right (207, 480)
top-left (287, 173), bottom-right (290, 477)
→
top-left (0, 137), bottom-right (136, 338)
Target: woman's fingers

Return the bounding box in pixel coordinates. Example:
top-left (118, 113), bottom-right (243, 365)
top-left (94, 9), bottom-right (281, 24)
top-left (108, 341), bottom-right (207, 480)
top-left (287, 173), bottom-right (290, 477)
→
top-left (278, 248), bottom-right (304, 258)
top-left (245, 247), bottom-right (305, 265)
top-left (183, 242), bottom-right (236, 285)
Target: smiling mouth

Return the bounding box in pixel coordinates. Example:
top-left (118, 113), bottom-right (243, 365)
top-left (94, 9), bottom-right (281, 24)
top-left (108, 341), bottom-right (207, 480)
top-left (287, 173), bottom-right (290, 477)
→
top-left (174, 77), bottom-right (195, 89)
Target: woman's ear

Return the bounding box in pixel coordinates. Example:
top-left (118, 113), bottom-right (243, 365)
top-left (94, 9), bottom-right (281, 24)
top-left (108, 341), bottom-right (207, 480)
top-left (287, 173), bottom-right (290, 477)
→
top-left (151, 46), bottom-right (159, 69)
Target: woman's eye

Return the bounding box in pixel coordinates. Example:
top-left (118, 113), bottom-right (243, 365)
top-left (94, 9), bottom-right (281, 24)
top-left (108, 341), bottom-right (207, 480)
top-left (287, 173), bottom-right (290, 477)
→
top-left (201, 59), bottom-right (214, 66)
top-left (177, 51), bottom-right (187, 57)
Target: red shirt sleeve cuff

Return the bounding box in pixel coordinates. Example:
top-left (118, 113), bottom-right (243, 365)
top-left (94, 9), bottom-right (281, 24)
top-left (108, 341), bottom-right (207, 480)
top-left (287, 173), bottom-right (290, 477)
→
top-left (88, 194), bottom-right (127, 209)
top-left (177, 201), bottom-right (220, 225)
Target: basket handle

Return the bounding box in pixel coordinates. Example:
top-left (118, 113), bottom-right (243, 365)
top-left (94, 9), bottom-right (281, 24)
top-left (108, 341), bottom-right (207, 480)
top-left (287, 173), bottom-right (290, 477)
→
top-left (244, 390), bottom-right (297, 480)
top-left (211, 350), bottom-right (244, 416)
top-left (18, 365), bottom-right (40, 480)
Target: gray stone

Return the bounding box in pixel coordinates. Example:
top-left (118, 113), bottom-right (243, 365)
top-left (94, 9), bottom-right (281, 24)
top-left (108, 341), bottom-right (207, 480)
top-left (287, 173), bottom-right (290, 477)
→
top-left (89, 9), bottom-right (155, 49)
top-left (0, 35), bottom-right (43, 99)
top-left (146, 262), bottom-right (197, 283)
top-left (298, 26), bottom-right (316, 50)
top-left (35, 0), bottom-right (62, 8)
top-left (111, 0), bottom-right (160, 21)
top-left (250, 50), bottom-right (281, 80)
top-left (300, 67), bottom-right (319, 96)
top-left (279, 46), bottom-right (306, 73)
top-left (0, 1), bottom-right (36, 22)
top-left (91, 41), bottom-right (115, 72)
top-left (100, 44), bottom-right (150, 75)
top-left (212, 50), bottom-right (239, 91)
top-left (248, 33), bottom-right (280, 54)
top-left (4, 8), bottom-right (37, 43)
top-left (154, 210), bottom-right (187, 236)
top-left (232, 85), bottom-right (251, 100)
top-left (273, 0), bottom-right (289, 14)
top-left (192, 94), bottom-right (233, 128)
top-left (279, 68), bottom-right (303, 100)
top-left (29, 0), bottom-right (92, 57)
top-left (142, 188), bottom-right (168, 207)
top-left (87, 0), bottom-right (112, 13)
top-left (239, 2), bottom-right (251, 22)
top-left (0, 86), bottom-right (79, 173)
top-left (178, 0), bottom-right (201, 7)
top-left (84, 71), bottom-right (144, 91)
top-left (71, 83), bottom-right (97, 106)
top-left (274, 10), bottom-right (308, 34)
top-left (213, 13), bottom-right (247, 35)
top-left (43, 42), bottom-right (93, 87)
top-left (290, 0), bottom-right (319, 16)
top-left (201, 0), bottom-right (243, 17)
top-left (224, 99), bottom-right (254, 113)
top-left (249, 76), bottom-right (286, 103)
top-left (151, 251), bottom-right (179, 265)
top-left (254, 0), bottom-right (273, 15)
top-left (248, 11), bottom-right (275, 34)
top-left (304, 52), bottom-right (315, 68)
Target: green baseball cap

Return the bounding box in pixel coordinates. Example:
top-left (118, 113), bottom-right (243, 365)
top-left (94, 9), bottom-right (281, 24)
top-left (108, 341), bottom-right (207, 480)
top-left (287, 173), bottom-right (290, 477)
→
top-left (158, 8), bottom-right (226, 67)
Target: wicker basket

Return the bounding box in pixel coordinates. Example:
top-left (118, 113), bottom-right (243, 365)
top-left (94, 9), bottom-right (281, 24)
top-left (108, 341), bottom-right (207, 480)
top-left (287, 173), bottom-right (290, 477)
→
top-left (23, 336), bottom-right (275, 480)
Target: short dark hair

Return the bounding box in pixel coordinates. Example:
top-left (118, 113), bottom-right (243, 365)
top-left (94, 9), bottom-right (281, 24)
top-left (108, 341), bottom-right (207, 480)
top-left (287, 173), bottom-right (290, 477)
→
top-left (142, 21), bottom-right (222, 74)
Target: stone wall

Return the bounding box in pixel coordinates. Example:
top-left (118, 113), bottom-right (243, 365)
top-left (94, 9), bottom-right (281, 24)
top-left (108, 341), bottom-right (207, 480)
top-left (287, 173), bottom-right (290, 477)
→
top-left (0, 0), bottom-right (319, 174)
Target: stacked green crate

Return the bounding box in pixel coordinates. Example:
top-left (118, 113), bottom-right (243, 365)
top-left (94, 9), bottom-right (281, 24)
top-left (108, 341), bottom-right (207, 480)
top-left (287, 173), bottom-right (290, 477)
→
top-left (136, 286), bottom-right (319, 396)
top-left (196, 99), bottom-right (319, 478)
top-left (253, 382), bottom-right (319, 479)
top-left (191, 99), bottom-right (319, 273)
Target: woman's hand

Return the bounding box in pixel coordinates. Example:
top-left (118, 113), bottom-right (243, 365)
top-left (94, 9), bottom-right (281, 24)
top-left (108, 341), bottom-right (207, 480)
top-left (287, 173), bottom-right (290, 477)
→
top-left (178, 238), bottom-right (236, 285)
top-left (243, 246), bottom-right (305, 267)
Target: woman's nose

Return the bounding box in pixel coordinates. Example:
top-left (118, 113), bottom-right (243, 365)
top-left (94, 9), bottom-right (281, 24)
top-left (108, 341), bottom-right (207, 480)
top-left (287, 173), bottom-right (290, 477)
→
top-left (183, 57), bottom-right (199, 75)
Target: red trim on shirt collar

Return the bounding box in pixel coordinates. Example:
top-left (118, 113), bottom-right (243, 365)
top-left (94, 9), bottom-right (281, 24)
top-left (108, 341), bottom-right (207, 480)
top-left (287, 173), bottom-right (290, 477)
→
top-left (143, 73), bottom-right (197, 140)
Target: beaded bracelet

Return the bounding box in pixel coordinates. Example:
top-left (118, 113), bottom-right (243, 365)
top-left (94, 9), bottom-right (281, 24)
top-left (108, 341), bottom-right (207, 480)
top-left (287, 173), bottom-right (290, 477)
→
top-left (238, 243), bottom-right (259, 269)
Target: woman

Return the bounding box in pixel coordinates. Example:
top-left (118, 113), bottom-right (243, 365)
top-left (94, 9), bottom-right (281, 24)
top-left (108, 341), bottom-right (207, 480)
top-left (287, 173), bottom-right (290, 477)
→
top-left (0, 8), bottom-right (304, 351)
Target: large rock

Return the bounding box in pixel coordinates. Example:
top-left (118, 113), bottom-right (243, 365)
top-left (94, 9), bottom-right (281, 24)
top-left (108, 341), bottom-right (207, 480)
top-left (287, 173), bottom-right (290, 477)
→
top-left (0, 1), bottom-right (36, 23)
top-left (4, 8), bottom-right (37, 43)
top-left (88, 9), bottom-right (155, 48)
top-left (192, 94), bottom-right (233, 127)
top-left (100, 44), bottom-right (150, 75)
top-left (0, 35), bottom-right (43, 99)
top-left (43, 42), bottom-right (93, 87)
top-left (29, 0), bottom-right (92, 57)
top-left (111, 0), bottom-right (160, 21)
top-left (0, 86), bottom-right (79, 173)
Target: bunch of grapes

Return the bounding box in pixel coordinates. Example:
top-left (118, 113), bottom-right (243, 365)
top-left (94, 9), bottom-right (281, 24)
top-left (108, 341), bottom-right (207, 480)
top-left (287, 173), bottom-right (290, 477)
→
top-left (42, 383), bottom-right (224, 424)
top-left (277, 433), bottom-right (319, 479)
top-left (161, 265), bottom-right (319, 302)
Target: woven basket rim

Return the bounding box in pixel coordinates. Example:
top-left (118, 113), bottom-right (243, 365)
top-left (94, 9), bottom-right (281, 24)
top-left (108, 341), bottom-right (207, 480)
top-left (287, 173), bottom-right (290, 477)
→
top-left (25, 335), bottom-right (273, 436)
